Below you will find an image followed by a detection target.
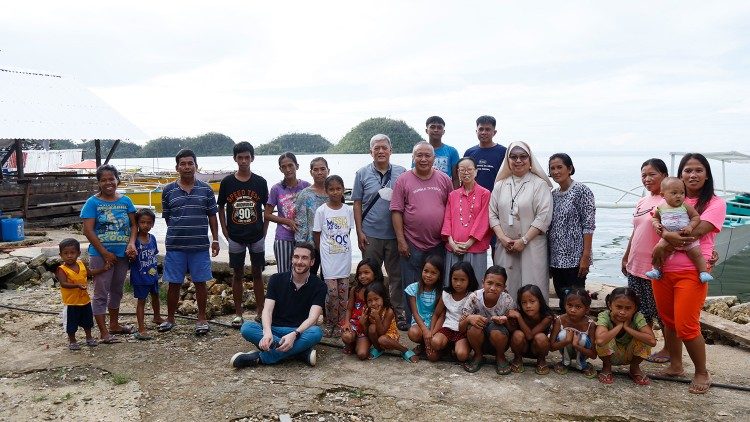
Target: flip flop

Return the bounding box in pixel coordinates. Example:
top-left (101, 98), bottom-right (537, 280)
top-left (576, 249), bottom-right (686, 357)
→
top-left (645, 353), bottom-right (671, 364)
top-left (629, 372), bottom-right (651, 386)
top-left (68, 342), bottom-right (81, 351)
top-left (535, 363), bottom-right (550, 375)
top-left (109, 325), bottom-right (135, 335)
top-left (462, 359), bottom-right (483, 373)
top-left (657, 368), bottom-right (686, 378)
top-left (496, 361), bottom-right (512, 376)
top-left (157, 321), bottom-right (176, 333)
top-left (598, 371), bottom-right (614, 384)
top-left (582, 363), bottom-right (598, 379)
top-left (100, 335), bottom-right (121, 344)
top-left (133, 332), bottom-right (152, 341)
top-left (195, 322), bottom-right (210, 336)
top-left (402, 350), bottom-right (418, 363)
top-left (688, 375), bottom-right (712, 394)
top-left (85, 339), bottom-right (98, 347)
top-left (554, 362), bottom-right (568, 375)
top-left (231, 316), bottom-right (244, 329)
top-left (510, 360), bottom-right (525, 373)
top-left (369, 347), bottom-right (383, 360)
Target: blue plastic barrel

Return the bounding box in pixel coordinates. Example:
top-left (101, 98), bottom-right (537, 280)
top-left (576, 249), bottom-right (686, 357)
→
top-left (1, 218), bottom-right (24, 242)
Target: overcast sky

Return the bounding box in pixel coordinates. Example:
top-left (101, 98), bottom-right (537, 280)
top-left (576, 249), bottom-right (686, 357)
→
top-left (2, 1), bottom-right (749, 153)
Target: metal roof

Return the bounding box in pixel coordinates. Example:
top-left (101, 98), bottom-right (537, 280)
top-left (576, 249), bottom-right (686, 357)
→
top-left (669, 151), bottom-right (750, 163)
top-left (0, 67), bottom-right (148, 147)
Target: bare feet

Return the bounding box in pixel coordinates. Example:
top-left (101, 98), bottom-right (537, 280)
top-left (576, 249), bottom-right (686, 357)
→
top-left (658, 365), bottom-right (686, 378)
top-left (152, 317), bottom-right (165, 325)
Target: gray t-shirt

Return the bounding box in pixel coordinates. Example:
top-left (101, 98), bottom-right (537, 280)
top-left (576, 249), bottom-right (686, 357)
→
top-left (351, 163), bottom-right (406, 239)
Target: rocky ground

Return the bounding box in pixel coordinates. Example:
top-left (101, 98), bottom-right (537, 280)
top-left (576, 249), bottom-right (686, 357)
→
top-left (1, 228), bottom-right (749, 421)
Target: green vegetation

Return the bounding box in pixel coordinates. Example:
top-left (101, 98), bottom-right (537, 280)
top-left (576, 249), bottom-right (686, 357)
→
top-left (111, 373), bottom-right (130, 385)
top-left (255, 133), bottom-right (332, 155)
top-left (328, 117), bottom-right (424, 154)
top-left (49, 132), bottom-right (236, 159)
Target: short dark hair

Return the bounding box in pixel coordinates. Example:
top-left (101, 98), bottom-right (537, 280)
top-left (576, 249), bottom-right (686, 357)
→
top-left (425, 116), bottom-right (445, 127)
top-left (95, 164), bottom-right (120, 182)
top-left (59, 238), bottom-right (80, 252)
top-left (476, 115), bottom-right (496, 128)
top-left (294, 242), bottom-right (316, 259)
top-left (324, 175), bottom-right (344, 190)
top-left (233, 141), bottom-right (255, 159)
top-left (175, 149), bottom-right (197, 166)
top-left (549, 153), bottom-right (575, 176)
top-left (135, 208), bottom-right (156, 223)
top-left (483, 265), bottom-right (507, 281)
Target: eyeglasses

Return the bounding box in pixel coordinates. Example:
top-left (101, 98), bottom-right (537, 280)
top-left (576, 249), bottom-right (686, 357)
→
top-left (509, 154), bottom-right (529, 162)
top-left (457, 167), bottom-right (475, 173)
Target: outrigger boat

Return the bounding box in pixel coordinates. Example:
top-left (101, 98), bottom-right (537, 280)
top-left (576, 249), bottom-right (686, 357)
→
top-left (119, 170), bottom-right (231, 211)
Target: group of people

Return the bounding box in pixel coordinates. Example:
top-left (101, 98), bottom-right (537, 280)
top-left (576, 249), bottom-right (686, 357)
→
top-left (57, 115), bottom-right (725, 396)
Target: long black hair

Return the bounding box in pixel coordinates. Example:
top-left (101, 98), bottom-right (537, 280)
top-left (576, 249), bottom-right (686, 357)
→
top-left (677, 153), bottom-right (714, 214)
top-left (517, 284), bottom-right (555, 320)
top-left (445, 261), bottom-right (479, 294)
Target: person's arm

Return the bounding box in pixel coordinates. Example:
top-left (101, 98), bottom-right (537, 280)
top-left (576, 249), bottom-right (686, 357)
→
top-left (82, 218), bottom-right (116, 264)
top-left (682, 203), bottom-right (702, 234)
top-left (371, 308), bottom-right (387, 336)
top-left (579, 233), bottom-right (593, 278)
top-left (550, 317), bottom-right (572, 351)
top-left (353, 199), bottom-right (368, 252)
top-left (208, 213), bottom-right (220, 257)
top-left (529, 315), bottom-right (554, 338)
top-left (595, 321), bottom-right (623, 347)
top-left (262, 203), bottom-right (270, 238)
top-left (264, 204), bottom-right (296, 231)
top-left (508, 309), bottom-right (532, 339)
top-left (621, 231), bottom-right (634, 276)
top-left (431, 297), bottom-right (446, 334)
top-left (56, 267), bottom-right (85, 290)
top-left (82, 261), bottom-right (110, 277)
top-left (313, 231), bottom-right (321, 253)
top-left (218, 204), bottom-right (229, 240)
top-left (126, 211), bottom-right (138, 258)
top-left (392, 211), bottom-right (409, 257)
top-left (622, 320), bottom-right (657, 347)
top-left (510, 183), bottom-right (551, 253)
top-left (409, 295), bottom-right (432, 344)
top-left (277, 304), bottom-right (324, 353)
top-left (571, 319), bottom-right (597, 359)
top-left (488, 187), bottom-right (513, 249)
top-left (578, 188), bottom-right (595, 277)
top-left (258, 298), bottom-right (276, 351)
top-left (651, 208), bottom-right (663, 234)
top-left (342, 288), bottom-right (356, 332)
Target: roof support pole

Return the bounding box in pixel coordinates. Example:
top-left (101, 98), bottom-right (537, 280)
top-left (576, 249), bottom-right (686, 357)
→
top-left (104, 139), bottom-right (120, 165)
top-left (95, 139), bottom-right (102, 168)
top-left (14, 139), bottom-right (24, 178)
top-left (0, 148), bottom-right (15, 181)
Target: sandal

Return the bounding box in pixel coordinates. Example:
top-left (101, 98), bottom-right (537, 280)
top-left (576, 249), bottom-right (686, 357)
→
top-left (100, 335), bottom-right (121, 344)
top-left (402, 350), bottom-right (418, 363)
top-left (496, 361), bottom-right (512, 376)
top-left (688, 374), bottom-right (711, 394)
top-left (462, 359), bottom-right (483, 373)
top-left (553, 362), bottom-right (568, 375)
top-left (598, 371), bottom-right (614, 384)
top-left (68, 342), bottom-right (81, 351)
top-left (133, 332), bottom-right (152, 341)
top-left (413, 343), bottom-right (425, 357)
top-left (157, 321), bottom-right (176, 333)
top-left (645, 353), bottom-right (671, 364)
top-left (582, 363), bottom-right (597, 379)
top-left (109, 325), bottom-right (135, 335)
top-left (629, 372), bottom-right (651, 386)
top-left (85, 339), bottom-right (98, 347)
top-left (535, 363), bottom-right (550, 375)
top-left (369, 347), bottom-right (384, 360)
top-left (342, 345), bottom-right (353, 355)
top-left (195, 322), bottom-right (210, 336)
top-left (510, 360), bottom-right (525, 373)
top-left (231, 316), bottom-right (244, 329)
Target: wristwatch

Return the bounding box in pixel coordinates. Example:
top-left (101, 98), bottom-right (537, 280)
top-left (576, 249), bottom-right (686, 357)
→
top-left (521, 236), bottom-right (529, 245)
top-left (293, 330), bottom-right (301, 338)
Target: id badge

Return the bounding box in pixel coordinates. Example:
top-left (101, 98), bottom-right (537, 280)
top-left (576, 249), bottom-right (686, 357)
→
top-left (508, 213), bottom-right (514, 226)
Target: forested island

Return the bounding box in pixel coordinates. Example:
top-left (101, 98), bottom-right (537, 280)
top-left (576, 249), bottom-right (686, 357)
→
top-left (48, 117), bottom-right (424, 158)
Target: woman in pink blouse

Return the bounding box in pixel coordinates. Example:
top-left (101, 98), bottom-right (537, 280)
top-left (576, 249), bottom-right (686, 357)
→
top-left (441, 157), bottom-right (492, 286)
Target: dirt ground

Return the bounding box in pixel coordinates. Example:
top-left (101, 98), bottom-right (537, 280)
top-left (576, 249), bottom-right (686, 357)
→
top-left (1, 283), bottom-right (749, 422)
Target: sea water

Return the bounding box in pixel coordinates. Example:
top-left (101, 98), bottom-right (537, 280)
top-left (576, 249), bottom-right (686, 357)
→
top-left (111, 151), bottom-right (750, 298)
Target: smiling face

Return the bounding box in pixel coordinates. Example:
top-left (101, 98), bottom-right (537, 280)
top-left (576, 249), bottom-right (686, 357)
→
top-left (357, 265), bottom-right (375, 286)
top-left (412, 144), bottom-right (435, 174)
top-left (508, 146), bottom-right (531, 177)
top-left (279, 157), bottom-right (298, 180)
top-left (176, 156), bottom-right (196, 179)
top-left (326, 179), bottom-right (345, 204)
top-left (59, 245), bottom-right (80, 266)
top-left (520, 290), bottom-right (541, 318)
top-left (641, 164), bottom-right (666, 195)
top-left (97, 170), bottom-right (119, 197)
top-left (548, 157), bottom-right (572, 185)
top-left (234, 151), bottom-right (253, 172)
top-left (681, 158), bottom-right (708, 197)
top-left (366, 290), bottom-right (384, 311)
top-left (310, 160), bottom-right (329, 185)
top-left (370, 140), bottom-right (392, 167)
top-left (291, 247), bottom-right (313, 275)
top-left (457, 159), bottom-right (477, 186)
top-left (609, 296), bottom-right (637, 324)
top-left (421, 262), bottom-right (440, 289)
top-left (476, 123), bottom-right (497, 144)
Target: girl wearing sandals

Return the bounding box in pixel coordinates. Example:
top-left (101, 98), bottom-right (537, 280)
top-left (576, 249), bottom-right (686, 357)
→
top-left (342, 259), bottom-right (382, 359)
top-left (430, 262), bottom-right (479, 363)
top-left (595, 287), bottom-right (657, 385)
top-left (550, 288), bottom-right (597, 378)
top-left (405, 255), bottom-right (443, 360)
top-left (363, 282), bottom-right (418, 362)
top-left (508, 284), bottom-right (554, 375)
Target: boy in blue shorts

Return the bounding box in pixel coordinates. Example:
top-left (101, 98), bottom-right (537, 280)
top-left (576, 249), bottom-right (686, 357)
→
top-left (159, 149), bottom-right (220, 335)
top-left (128, 208), bottom-right (163, 340)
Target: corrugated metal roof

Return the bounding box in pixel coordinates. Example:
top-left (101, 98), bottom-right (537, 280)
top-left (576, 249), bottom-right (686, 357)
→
top-left (0, 67), bottom-right (148, 147)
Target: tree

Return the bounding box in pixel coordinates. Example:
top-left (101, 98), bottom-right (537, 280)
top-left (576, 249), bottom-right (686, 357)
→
top-left (79, 140), bottom-right (143, 159)
top-left (139, 132), bottom-right (235, 158)
top-left (328, 117), bottom-right (424, 153)
top-left (255, 133), bottom-right (332, 155)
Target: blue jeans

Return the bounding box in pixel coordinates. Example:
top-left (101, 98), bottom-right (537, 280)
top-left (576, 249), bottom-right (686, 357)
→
top-left (399, 242), bottom-right (444, 323)
top-left (240, 321), bottom-right (323, 365)
top-left (556, 329), bottom-right (592, 370)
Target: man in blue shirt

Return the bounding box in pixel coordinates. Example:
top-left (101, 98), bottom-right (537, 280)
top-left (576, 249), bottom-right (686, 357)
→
top-left (463, 115), bottom-right (506, 192)
top-left (158, 149), bottom-right (220, 336)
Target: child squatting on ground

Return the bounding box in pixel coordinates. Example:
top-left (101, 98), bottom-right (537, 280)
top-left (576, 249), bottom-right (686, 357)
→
top-left (550, 288), bottom-right (597, 378)
top-left (364, 282), bottom-right (418, 362)
top-left (406, 254), bottom-right (443, 360)
top-left (595, 287), bottom-right (657, 385)
top-left (57, 238), bottom-right (110, 350)
top-left (126, 208), bottom-right (163, 340)
top-left (430, 262), bottom-right (479, 363)
top-left (341, 258), bottom-right (383, 359)
top-left (509, 284), bottom-right (555, 374)
top-left (645, 177), bottom-right (713, 282)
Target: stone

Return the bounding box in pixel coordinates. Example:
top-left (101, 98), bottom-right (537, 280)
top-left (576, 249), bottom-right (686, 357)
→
top-left (210, 283), bottom-right (226, 295)
top-left (0, 259), bottom-right (18, 278)
top-left (7, 268), bottom-right (35, 286)
top-left (243, 295), bottom-right (256, 310)
top-left (222, 296), bottom-right (235, 314)
top-left (206, 295), bottom-right (224, 318)
top-left (186, 282), bottom-right (196, 293)
top-left (178, 300), bottom-right (198, 315)
top-left (732, 314), bottom-right (750, 325)
top-left (45, 256), bottom-right (63, 268)
top-left (29, 253), bottom-right (47, 268)
top-left (703, 296), bottom-right (739, 308)
top-left (729, 302), bottom-right (750, 319)
top-left (206, 279), bottom-right (216, 290)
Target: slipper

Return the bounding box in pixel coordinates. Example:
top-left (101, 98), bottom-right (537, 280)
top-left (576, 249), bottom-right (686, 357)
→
top-left (68, 342), bottom-right (81, 351)
top-left (657, 368), bottom-right (686, 378)
top-left (413, 343), bottom-right (425, 357)
top-left (496, 361), bottom-right (512, 376)
top-left (231, 316), bottom-right (244, 329)
top-left (535, 363), bottom-right (550, 375)
top-left (342, 345), bottom-right (353, 355)
top-left (100, 335), bottom-right (121, 344)
top-left (598, 371), bottom-right (614, 384)
top-left (553, 362), bottom-right (568, 375)
top-left (582, 363), bottom-right (597, 379)
top-left (688, 375), bottom-right (711, 394)
top-left (85, 339), bottom-right (98, 347)
top-left (402, 350), bottom-right (418, 363)
top-left (462, 359), bottom-right (483, 373)
top-left (109, 325), bottom-right (135, 335)
top-left (396, 315), bottom-right (410, 331)
top-left (629, 372), bottom-right (651, 386)
top-left (510, 360), bottom-right (525, 373)
top-left (157, 321), bottom-right (176, 333)
top-left (369, 347), bottom-right (384, 360)
top-left (645, 353), bottom-right (671, 364)
top-left (195, 322), bottom-right (210, 335)
top-left (133, 332), bottom-right (152, 341)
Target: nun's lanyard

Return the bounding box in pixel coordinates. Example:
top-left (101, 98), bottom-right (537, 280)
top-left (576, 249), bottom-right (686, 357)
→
top-left (508, 178), bottom-right (529, 226)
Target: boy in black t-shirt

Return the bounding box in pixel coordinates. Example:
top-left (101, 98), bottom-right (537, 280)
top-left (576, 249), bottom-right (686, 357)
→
top-left (218, 142), bottom-right (269, 328)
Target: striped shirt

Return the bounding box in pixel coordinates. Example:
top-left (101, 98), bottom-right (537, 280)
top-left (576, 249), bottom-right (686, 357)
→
top-left (162, 180), bottom-right (218, 251)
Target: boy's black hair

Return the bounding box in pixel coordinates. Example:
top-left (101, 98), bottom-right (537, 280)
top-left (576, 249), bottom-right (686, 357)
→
top-left (354, 258), bottom-right (384, 289)
top-left (233, 141), bottom-right (255, 159)
top-left (364, 282), bottom-right (392, 310)
top-left (476, 115), bottom-right (496, 128)
top-left (293, 242), bottom-right (316, 260)
top-left (548, 153), bottom-right (575, 176)
top-left (310, 156), bottom-right (328, 170)
top-left (605, 287), bottom-right (641, 311)
top-left (175, 148), bottom-right (198, 166)
top-left (483, 265), bottom-right (507, 282)
top-left (95, 164), bottom-right (120, 182)
top-left (324, 175), bottom-right (344, 190)
top-left (59, 238), bottom-right (80, 252)
top-left (517, 284), bottom-right (555, 319)
top-left (565, 288), bottom-right (592, 307)
top-left (135, 207), bottom-right (156, 223)
top-left (445, 261), bottom-right (479, 294)
top-left (425, 116), bottom-right (445, 127)
top-left (419, 254), bottom-right (444, 295)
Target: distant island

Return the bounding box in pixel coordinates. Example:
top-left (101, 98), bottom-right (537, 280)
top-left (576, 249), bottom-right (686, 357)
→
top-left (47, 118), bottom-right (425, 158)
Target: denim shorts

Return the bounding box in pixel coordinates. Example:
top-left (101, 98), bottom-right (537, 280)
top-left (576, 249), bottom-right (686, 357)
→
top-left (163, 250), bottom-right (213, 283)
top-left (133, 283), bottom-right (159, 300)
top-left (228, 237), bottom-right (265, 270)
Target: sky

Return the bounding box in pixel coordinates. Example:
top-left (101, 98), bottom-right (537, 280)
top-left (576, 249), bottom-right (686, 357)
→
top-left (2, 1), bottom-right (749, 153)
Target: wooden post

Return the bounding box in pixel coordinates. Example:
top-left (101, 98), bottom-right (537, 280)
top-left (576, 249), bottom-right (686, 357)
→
top-left (104, 139), bottom-right (120, 164)
top-left (21, 180), bottom-right (31, 220)
top-left (95, 139), bottom-right (102, 168)
top-left (14, 139), bottom-right (24, 178)
top-left (0, 147), bottom-right (15, 181)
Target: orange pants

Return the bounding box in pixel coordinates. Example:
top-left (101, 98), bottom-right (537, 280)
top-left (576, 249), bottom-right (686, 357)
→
top-left (651, 271), bottom-right (707, 341)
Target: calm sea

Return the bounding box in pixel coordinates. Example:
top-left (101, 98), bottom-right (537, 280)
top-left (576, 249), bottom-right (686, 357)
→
top-left (111, 151), bottom-right (750, 300)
